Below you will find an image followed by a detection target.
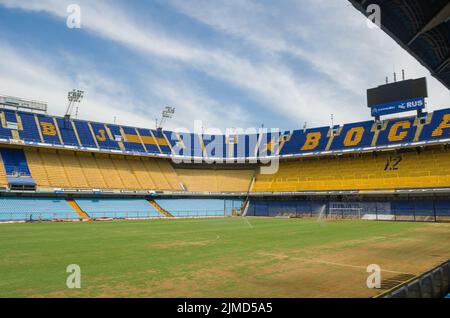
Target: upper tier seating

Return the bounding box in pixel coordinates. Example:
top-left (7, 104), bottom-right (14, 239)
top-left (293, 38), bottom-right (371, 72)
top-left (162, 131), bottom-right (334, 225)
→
top-left (37, 114), bottom-right (62, 145)
top-left (56, 118), bottom-right (79, 146)
top-left (0, 107), bottom-right (448, 158)
top-left (73, 120), bottom-right (97, 148)
top-left (17, 112), bottom-right (41, 142)
top-left (0, 109), bottom-right (14, 139)
top-left (74, 198), bottom-right (163, 219)
top-left (118, 125), bottom-right (146, 153)
top-left (90, 122), bottom-right (120, 150)
top-left (0, 197), bottom-right (79, 221)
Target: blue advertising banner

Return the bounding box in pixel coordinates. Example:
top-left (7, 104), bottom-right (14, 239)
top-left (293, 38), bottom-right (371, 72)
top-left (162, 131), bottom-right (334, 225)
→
top-left (370, 97), bottom-right (425, 117)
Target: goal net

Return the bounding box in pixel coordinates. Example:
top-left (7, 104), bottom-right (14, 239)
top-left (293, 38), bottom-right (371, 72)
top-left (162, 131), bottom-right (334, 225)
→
top-left (328, 207), bottom-right (363, 219)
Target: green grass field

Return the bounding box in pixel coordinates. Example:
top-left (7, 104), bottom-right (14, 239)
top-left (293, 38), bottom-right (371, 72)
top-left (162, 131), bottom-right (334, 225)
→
top-left (1, 217), bottom-right (449, 298)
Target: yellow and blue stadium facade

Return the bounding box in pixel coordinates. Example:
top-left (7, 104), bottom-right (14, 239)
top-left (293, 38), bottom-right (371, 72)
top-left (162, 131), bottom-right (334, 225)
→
top-left (0, 106), bottom-right (449, 222)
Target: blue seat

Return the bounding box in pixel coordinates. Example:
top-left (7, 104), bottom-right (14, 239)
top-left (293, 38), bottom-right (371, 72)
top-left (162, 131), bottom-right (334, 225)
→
top-left (0, 148), bottom-right (31, 176)
top-left (153, 129), bottom-right (172, 155)
top-left (75, 198), bottom-right (163, 219)
top-left (330, 121), bottom-right (375, 150)
top-left (155, 199), bottom-right (230, 217)
top-left (247, 200), bottom-right (316, 216)
top-left (56, 117), bottom-right (79, 146)
top-left (36, 114), bottom-right (61, 145)
top-left (202, 134), bottom-right (225, 158)
top-left (377, 117), bottom-right (417, 146)
top-left (420, 109), bottom-right (450, 141)
top-left (73, 120), bottom-right (97, 148)
top-left (0, 197), bottom-right (78, 221)
top-left (280, 127), bottom-right (330, 155)
top-left (137, 128), bottom-right (161, 154)
top-left (90, 122), bottom-right (120, 150)
top-left (0, 110), bottom-right (15, 139)
top-left (3, 109), bottom-right (17, 124)
top-left (166, 131), bottom-right (192, 157)
top-left (17, 112), bottom-right (41, 142)
top-left (113, 125), bottom-right (146, 153)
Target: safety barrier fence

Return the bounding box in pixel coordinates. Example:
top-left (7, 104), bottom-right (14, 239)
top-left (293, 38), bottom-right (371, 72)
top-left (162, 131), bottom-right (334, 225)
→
top-left (377, 260), bottom-right (450, 298)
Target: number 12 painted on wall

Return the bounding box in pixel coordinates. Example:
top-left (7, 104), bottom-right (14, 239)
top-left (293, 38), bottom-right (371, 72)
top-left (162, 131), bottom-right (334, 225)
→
top-left (384, 156), bottom-right (403, 171)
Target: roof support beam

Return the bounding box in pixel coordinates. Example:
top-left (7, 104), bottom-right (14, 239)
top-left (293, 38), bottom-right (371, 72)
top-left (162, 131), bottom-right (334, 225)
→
top-left (435, 55), bottom-right (450, 74)
top-left (407, 2), bottom-right (450, 46)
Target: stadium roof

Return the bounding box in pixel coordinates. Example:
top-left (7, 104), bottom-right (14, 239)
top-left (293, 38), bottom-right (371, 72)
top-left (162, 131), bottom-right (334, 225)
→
top-left (349, 0), bottom-right (450, 90)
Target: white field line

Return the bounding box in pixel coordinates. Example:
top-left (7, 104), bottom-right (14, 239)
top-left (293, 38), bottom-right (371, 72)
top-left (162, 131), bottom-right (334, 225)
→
top-left (260, 252), bottom-right (412, 275)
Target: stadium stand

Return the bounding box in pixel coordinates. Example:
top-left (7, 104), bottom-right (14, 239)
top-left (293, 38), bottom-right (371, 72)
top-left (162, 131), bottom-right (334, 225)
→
top-left (18, 112), bottom-right (41, 142)
top-left (0, 107), bottom-right (446, 194)
top-left (0, 148), bottom-right (36, 189)
top-left (74, 198), bottom-right (164, 219)
top-left (0, 107), bottom-right (447, 158)
top-left (175, 168), bottom-right (254, 192)
top-left (0, 157), bottom-right (9, 188)
top-left (73, 120), bottom-right (98, 148)
top-left (155, 198), bottom-right (241, 217)
top-left (252, 147), bottom-right (450, 192)
top-left (330, 120), bottom-right (375, 150)
top-left (90, 122), bottom-right (120, 150)
top-left (0, 148), bottom-right (31, 177)
top-left (56, 117), bottom-right (80, 147)
top-left (0, 197), bottom-right (79, 221)
top-left (37, 114), bottom-right (62, 145)
top-left (246, 200), bottom-right (326, 217)
top-left (0, 110), bottom-right (14, 139)
top-left (246, 198), bottom-right (450, 221)
top-left (0, 104), bottom-right (447, 223)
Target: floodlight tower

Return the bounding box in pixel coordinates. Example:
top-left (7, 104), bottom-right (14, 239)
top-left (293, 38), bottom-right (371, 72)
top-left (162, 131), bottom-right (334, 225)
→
top-left (156, 106), bottom-right (175, 130)
top-left (65, 89), bottom-right (84, 121)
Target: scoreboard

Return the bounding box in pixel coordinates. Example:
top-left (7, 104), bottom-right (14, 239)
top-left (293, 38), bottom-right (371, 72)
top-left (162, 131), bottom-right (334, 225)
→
top-left (367, 77), bottom-right (428, 117)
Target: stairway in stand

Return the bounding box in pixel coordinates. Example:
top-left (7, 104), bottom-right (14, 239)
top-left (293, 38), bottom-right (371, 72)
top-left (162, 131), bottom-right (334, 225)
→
top-left (147, 199), bottom-right (173, 217)
top-left (67, 199), bottom-right (91, 220)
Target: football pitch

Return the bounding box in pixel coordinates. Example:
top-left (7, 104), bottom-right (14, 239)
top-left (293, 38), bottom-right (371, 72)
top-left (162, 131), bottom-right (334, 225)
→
top-left (1, 217), bottom-right (449, 298)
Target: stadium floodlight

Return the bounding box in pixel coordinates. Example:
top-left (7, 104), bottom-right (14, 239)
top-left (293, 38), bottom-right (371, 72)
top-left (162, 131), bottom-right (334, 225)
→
top-left (156, 106), bottom-right (175, 129)
top-left (65, 89), bottom-right (84, 120)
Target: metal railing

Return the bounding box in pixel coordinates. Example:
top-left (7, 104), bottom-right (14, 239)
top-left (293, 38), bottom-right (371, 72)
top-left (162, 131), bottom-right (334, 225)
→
top-left (377, 260), bottom-right (450, 298)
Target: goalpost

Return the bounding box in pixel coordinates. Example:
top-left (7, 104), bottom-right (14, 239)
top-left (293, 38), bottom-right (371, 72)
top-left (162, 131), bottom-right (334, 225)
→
top-left (328, 207), bottom-right (364, 219)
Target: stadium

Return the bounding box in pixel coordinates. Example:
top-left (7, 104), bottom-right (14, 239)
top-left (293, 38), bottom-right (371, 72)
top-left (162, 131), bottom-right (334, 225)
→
top-left (0, 0), bottom-right (449, 300)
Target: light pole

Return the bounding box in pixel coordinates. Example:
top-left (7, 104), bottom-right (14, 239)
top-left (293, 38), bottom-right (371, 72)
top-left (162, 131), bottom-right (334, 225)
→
top-left (65, 89), bottom-right (84, 120)
top-left (156, 106), bottom-right (175, 130)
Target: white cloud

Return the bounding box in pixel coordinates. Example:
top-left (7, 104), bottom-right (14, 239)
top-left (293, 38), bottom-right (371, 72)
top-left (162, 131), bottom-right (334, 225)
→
top-left (0, 41), bottom-right (155, 127)
top-left (166, 0), bottom-right (450, 119)
top-left (0, 0), bottom-right (362, 127)
top-left (0, 0), bottom-right (448, 132)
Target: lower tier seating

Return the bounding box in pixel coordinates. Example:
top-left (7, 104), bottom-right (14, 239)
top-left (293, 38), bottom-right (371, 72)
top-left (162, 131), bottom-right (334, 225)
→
top-left (155, 199), bottom-right (242, 217)
top-left (0, 197), bottom-right (79, 221)
top-left (246, 199), bottom-right (450, 220)
top-left (74, 198), bottom-right (164, 219)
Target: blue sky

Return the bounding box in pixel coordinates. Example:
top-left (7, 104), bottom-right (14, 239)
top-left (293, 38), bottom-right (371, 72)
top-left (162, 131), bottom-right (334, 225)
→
top-left (0, 0), bottom-right (448, 132)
